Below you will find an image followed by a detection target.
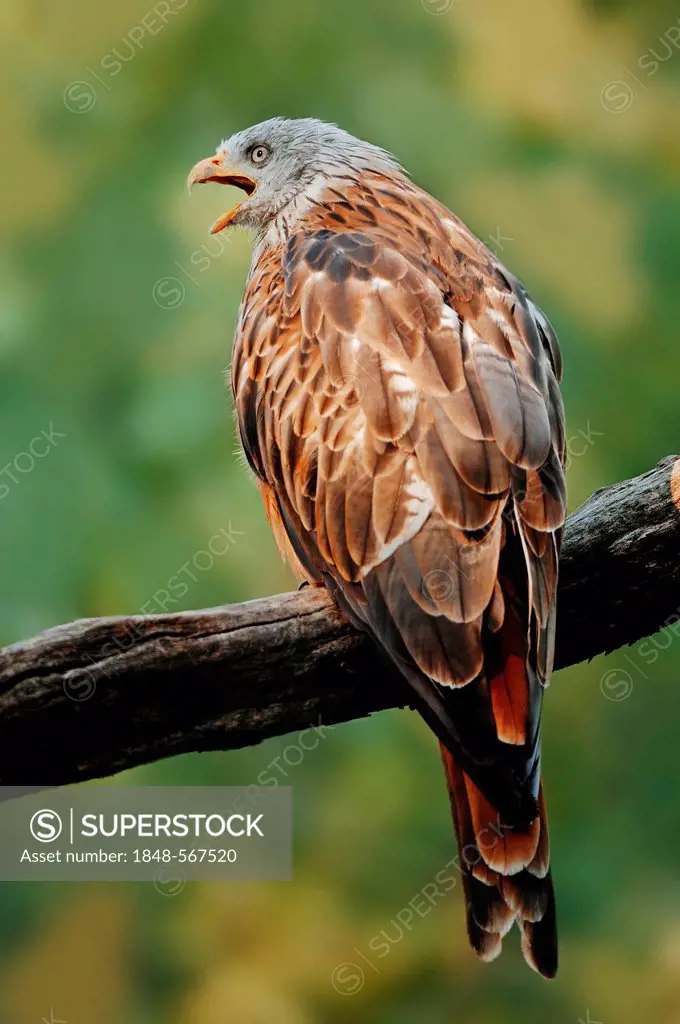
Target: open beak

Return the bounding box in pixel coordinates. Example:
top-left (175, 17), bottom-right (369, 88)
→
top-left (187, 154), bottom-right (257, 234)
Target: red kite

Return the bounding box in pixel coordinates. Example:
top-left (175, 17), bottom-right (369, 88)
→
top-left (189, 118), bottom-right (566, 977)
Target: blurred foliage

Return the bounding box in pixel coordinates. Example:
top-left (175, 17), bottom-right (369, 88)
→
top-left (1, 0), bottom-right (680, 1019)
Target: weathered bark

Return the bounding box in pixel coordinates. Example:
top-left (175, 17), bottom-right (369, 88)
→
top-left (0, 456), bottom-right (678, 787)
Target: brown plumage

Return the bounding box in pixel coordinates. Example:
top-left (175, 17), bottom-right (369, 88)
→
top-left (189, 118), bottom-right (566, 978)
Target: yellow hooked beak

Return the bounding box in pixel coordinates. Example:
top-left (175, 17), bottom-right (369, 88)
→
top-left (186, 153), bottom-right (257, 234)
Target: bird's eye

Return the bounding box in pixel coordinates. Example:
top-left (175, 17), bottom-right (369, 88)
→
top-left (249, 144), bottom-right (270, 166)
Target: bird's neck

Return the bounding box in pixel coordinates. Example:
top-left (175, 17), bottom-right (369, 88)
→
top-left (254, 168), bottom-right (415, 258)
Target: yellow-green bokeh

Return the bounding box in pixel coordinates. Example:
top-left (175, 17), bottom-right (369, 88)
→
top-left (2, 0), bottom-right (680, 1019)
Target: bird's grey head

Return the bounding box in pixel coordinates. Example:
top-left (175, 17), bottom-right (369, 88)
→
top-left (187, 117), bottom-right (401, 234)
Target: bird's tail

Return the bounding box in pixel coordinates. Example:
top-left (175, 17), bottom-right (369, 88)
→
top-left (440, 743), bottom-right (557, 978)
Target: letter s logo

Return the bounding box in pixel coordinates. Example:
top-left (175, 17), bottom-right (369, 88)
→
top-left (30, 809), bottom-right (63, 843)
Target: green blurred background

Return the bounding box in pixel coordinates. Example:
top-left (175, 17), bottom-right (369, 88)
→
top-left (2, 0), bottom-right (680, 1019)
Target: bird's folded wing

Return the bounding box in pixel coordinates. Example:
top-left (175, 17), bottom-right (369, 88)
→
top-left (233, 226), bottom-right (566, 819)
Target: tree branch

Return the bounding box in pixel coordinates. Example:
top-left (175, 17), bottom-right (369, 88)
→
top-left (1, 456), bottom-right (679, 787)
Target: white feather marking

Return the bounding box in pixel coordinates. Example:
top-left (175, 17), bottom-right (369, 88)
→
top-left (381, 358), bottom-right (418, 417)
top-left (391, 377), bottom-right (416, 395)
top-left (404, 466), bottom-right (433, 511)
top-left (462, 321), bottom-right (482, 346)
top-left (382, 359), bottom-right (416, 393)
top-left (487, 308), bottom-right (516, 338)
top-left (395, 394), bottom-right (418, 420)
top-left (440, 305), bottom-right (460, 331)
top-left (359, 461), bottom-right (434, 576)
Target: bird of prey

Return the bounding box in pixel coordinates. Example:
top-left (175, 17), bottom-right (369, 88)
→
top-left (188, 118), bottom-right (566, 978)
